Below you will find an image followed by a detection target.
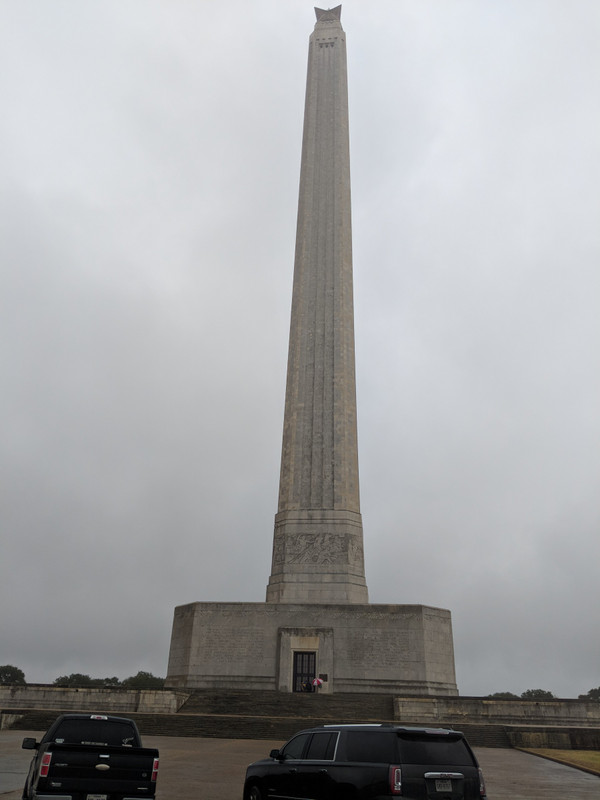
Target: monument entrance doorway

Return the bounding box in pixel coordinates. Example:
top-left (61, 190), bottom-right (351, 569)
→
top-left (293, 651), bottom-right (316, 692)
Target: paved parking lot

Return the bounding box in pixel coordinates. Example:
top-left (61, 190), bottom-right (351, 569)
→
top-left (2, 730), bottom-right (599, 800)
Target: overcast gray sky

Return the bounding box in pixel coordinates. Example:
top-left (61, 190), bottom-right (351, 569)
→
top-left (1, 1), bottom-right (598, 698)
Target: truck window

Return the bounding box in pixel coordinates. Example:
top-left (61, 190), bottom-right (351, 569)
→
top-left (397, 735), bottom-right (474, 766)
top-left (51, 721), bottom-right (137, 747)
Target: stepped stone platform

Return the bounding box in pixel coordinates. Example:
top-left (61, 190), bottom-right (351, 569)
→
top-left (0, 708), bottom-right (513, 747)
top-left (2, 689), bottom-right (507, 747)
top-left (4, 690), bottom-right (600, 750)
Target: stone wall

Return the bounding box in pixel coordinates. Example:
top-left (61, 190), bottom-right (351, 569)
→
top-left (394, 696), bottom-right (600, 727)
top-left (166, 601), bottom-right (458, 695)
top-left (4, 685), bottom-right (599, 733)
top-left (0, 685), bottom-right (188, 714)
top-left (507, 727), bottom-right (600, 750)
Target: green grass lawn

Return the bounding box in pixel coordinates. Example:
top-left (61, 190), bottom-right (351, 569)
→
top-left (523, 749), bottom-right (600, 775)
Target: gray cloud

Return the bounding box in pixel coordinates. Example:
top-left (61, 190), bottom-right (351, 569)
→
top-left (1, 1), bottom-right (598, 698)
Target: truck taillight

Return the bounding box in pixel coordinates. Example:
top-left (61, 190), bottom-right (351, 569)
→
top-left (389, 765), bottom-right (402, 795)
top-left (40, 754), bottom-right (52, 778)
top-left (478, 767), bottom-right (486, 797)
top-left (151, 758), bottom-right (159, 782)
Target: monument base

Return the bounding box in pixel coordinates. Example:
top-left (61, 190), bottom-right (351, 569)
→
top-left (166, 602), bottom-right (458, 695)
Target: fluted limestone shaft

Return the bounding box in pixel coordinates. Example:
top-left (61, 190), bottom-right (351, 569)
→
top-left (266, 6), bottom-right (368, 604)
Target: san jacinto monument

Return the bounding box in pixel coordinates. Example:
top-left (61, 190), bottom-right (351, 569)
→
top-left (166, 7), bottom-right (457, 695)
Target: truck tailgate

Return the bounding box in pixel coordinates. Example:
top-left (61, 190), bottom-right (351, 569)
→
top-left (39, 743), bottom-right (159, 797)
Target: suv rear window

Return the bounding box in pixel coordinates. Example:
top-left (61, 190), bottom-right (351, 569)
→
top-left (50, 720), bottom-right (137, 747)
top-left (397, 735), bottom-right (474, 766)
top-left (345, 731), bottom-right (398, 763)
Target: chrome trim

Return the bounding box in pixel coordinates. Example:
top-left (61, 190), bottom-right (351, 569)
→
top-left (424, 772), bottom-right (464, 779)
top-left (34, 795), bottom-right (72, 800)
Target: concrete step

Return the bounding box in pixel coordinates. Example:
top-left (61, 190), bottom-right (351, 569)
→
top-left (454, 723), bottom-right (512, 748)
top-left (135, 714), bottom-right (515, 748)
top-left (177, 689), bottom-right (395, 721)
top-left (3, 709), bottom-right (59, 733)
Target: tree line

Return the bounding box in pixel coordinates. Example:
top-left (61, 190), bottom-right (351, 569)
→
top-left (0, 665), bottom-right (164, 689)
top-left (486, 688), bottom-right (600, 701)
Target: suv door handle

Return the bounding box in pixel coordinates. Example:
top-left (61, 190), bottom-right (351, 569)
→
top-left (289, 768), bottom-right (298, 773)
top-left (319, 769), bottom-right (328, 774)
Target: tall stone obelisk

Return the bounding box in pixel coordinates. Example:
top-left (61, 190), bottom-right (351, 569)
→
top-left (166, 6), bottom-right (458, 696)
top-left (266, 6), bottom-right (369, 604)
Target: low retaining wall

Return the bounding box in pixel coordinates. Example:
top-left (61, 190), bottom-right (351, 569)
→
top-left (0, 685), bottom-right (189, 714)
top-left (394, 696), bottom-right (600, 727)
top-left (508, 727), bottom-right (600, 750)
top-left (3, 687), bottom-right (599, 732)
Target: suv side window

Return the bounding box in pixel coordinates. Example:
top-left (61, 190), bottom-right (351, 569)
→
top-left (305, 732), bottom-right (338, 760)
top-left (344, 731), bottom-right (397, 763)
top-left (281, 733), bottom-right (311, 759)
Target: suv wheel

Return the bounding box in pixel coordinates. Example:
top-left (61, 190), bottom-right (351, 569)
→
top-left (246, 784), bottom-right (264, 800)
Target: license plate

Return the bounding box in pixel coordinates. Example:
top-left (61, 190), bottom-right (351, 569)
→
top-left (86, 795), bottom-right (107, 800)
top-left (435, 779), bottom-right (452, 792)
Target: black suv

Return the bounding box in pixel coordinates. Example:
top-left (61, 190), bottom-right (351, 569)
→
top-left (243, 723), bottom-right (487, 799)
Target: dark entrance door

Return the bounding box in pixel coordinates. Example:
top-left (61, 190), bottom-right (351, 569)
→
top-left (293, 651), bottom-right (316, 692)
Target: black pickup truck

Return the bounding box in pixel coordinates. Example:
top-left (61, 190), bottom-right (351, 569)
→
top-left (243, 723), bottom-right (487, 800)
top-left (21, 713), bottom-right (159, 800)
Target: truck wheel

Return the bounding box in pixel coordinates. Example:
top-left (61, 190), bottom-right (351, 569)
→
top-left (246, 784), bottom-right (263, 800)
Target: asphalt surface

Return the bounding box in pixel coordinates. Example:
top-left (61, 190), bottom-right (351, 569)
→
top-left (2, 730), bottom-right (599, 800)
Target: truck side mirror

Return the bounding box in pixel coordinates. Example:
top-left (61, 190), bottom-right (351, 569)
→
top-left (22, 738), bottom-right (38, 750)
top-left (269, 749), bottom-right (281, 759)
